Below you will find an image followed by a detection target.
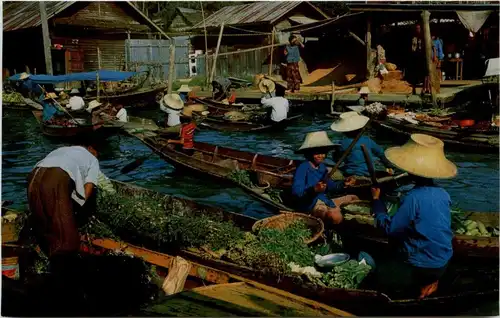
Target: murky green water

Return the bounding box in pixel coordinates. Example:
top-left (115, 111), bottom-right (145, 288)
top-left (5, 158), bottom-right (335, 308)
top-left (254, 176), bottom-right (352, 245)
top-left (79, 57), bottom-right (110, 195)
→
top-left (2, 108), bottom-right (498, 217)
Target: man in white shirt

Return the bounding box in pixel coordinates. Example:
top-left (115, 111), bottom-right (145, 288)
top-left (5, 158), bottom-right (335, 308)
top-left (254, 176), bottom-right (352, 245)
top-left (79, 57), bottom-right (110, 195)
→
top-left (27, 139), bottom-right (100, 260)
top-left (115, 104), bottom-right (128, 122)
top-left (67, 88), bottom-right (85, 111)
top-left (160, 94), bottom-right (184, 127)
top-left (260, 83), bottom-right (289, 123)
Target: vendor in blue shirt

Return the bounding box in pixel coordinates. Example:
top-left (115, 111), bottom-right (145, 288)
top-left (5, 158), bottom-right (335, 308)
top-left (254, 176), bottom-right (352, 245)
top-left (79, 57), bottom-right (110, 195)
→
top-left (371, 133), bottom-right (456, 299)
top-left (292, 131), bottom-right (358, 225)
top-left (330, 111), bottom-right (394, 179)
top-left (40, 92), bottom-right (65, 123)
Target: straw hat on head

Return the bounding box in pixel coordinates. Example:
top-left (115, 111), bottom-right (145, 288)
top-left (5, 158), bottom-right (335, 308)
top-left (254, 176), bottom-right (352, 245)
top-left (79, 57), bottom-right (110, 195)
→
top-left (87, 100), bottom-right (102, 112)
top-left (295, 131), bottom-right (339, 154)
top-left (19, 72), bottom-right (30, 80)
top-left (385, 134), bottom-right (457, 179)
top-left (163, 94), bottom-right (184, 110)
top-left (43, 92), bottom-right (58, 100)
top-left (330, 111), bottom-right (369, 132)
top-left (359, 87), bottom-right (370, 95)
top-left (70, 88), bottom-right (80, 95)
top-left (177, 85), bottom-right (192, 93)
top-left (259, 78), bottom-right (276, 94)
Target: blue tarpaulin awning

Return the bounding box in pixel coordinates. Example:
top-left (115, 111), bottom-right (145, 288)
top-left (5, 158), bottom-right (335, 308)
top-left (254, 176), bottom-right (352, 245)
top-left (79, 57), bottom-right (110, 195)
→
top-left (8, 70), bottom-right (138, 83)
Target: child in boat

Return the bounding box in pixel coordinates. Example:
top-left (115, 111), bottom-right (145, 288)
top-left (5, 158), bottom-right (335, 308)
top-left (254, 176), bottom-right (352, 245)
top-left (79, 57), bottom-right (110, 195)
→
top-left (167, 113), bottom-right (198, 156)
top-left (292, 131), bottom-right (358, 225)
top-left (370, 134), bottom-right (455, 299)
top-left (330, 111), bottom-right (394, 180)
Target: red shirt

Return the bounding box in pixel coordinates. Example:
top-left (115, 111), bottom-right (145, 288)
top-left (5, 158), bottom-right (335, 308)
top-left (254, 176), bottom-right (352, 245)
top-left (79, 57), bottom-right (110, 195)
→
top-left (228, 93), bottom-right (236, 104)
top-left (180, 122), bottom-right (196, 149)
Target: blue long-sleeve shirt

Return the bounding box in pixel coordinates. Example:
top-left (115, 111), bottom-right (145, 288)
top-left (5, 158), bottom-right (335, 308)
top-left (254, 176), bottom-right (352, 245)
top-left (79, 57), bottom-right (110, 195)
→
top-left (372, 186), bottom-right (453, 269)
top-left (292, 161), bottom-right (344, 211)
top-left (337, 136), bottom-right (392, 177)
top-left (39, 94), bottom-right (63, 122)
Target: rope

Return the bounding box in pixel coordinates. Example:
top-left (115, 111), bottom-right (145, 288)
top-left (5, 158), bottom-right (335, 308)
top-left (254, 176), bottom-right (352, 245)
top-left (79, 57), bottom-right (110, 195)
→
top-left (226, 25), bottom-right (273, 35)
top-left (194, 42), bottom-right (288, 59)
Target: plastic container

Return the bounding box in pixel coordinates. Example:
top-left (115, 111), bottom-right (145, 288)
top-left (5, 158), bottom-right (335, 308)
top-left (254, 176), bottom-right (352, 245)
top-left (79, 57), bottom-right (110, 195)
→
top-left (315, 253), bottom-right (350, 268)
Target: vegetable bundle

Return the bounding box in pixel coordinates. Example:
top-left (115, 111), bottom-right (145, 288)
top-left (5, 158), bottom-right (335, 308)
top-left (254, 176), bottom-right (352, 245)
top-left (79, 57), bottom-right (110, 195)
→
top-left (322, 260), bottom-right (372, 289)
top-left (228, 169), bottom-right (283, 203)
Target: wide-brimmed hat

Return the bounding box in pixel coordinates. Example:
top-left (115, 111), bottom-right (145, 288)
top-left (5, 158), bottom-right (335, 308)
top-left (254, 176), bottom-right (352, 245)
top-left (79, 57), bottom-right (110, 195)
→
top-left (70, 88), bottom-right (80, 95)
top-left (385, 134), bottom-right (457, 179)
top-left (87, 100), bottom-right (102, 112)
top-left (177, 85), bottom-right (192, 93)
top-left (330, 111), bottom-right (369, 132)
top-left (259, 79), bottom-right (276, 94)
top-left (295, 131), bottom-right (339, 154)
top-left (163, 94), bottom-right (184, 110)
top-left (43, 92), bottom-right (58, 100)
top-left (359, 87), bottom-right (370, 95)
top-left (19, 72), bottom-right (30, 80)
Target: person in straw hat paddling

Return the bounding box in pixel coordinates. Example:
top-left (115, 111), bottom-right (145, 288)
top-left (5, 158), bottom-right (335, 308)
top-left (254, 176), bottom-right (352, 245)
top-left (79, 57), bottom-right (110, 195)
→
top-left (166, 110), bottom-right (208, 156)
top-left (370, 134), bottom-right (457, 299)
top-left (260, 79), bottom-right (289, 124)
top-left (292, 131), bottom-right (359, 225)
top-left (161, 94), bottom-right (184, 128)
top-left (331, 111), bottom-right (394, 180)
top-left (40, 92), bottom-right (66, 124)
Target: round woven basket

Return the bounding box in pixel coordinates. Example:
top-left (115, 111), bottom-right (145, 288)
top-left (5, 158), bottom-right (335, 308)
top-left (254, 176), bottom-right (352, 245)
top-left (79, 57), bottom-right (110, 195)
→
top-left (252, 213), bottom-right (324, 245)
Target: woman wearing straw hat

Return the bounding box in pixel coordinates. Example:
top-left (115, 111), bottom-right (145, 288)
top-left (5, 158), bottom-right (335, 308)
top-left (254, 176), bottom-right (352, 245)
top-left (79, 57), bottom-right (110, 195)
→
top-left (331, 111), bottom-right (394, 180)
top-left (357, 86), bottom-right (370, 106)
top-left (292, 131), bottom-right (358, 225)
top-left (370, 134), bottom-right (456, 299)
top-left (161, 93), bottom-right (184, 129)
top-left (40, 92), bottom-right (66, 123)
top-left (177, 85), bottom-right (193, 103)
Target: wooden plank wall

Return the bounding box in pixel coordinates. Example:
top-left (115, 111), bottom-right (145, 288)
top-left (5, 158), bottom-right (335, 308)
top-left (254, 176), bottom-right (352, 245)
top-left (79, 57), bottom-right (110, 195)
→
top-left (202, 45), bottom-right (269, 79)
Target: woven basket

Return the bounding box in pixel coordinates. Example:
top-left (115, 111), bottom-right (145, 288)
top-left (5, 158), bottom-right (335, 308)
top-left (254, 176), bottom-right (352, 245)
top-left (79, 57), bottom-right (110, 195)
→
top-left (252, 213), bottom-right (324, 245)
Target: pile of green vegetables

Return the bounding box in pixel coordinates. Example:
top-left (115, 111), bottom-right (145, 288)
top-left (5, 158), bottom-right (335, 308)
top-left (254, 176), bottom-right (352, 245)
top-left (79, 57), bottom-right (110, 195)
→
top-left (451, 209), bottom-right (499, 237)
top-left (321, 260), bottom-right (372, 289)
top-left (228, 169), bottom-right (283, 203)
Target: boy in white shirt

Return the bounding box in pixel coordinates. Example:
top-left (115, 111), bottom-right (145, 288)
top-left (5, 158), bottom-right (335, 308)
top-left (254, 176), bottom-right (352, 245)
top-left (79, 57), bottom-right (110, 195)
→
top-left (260, 83), bottom-right (289, 123)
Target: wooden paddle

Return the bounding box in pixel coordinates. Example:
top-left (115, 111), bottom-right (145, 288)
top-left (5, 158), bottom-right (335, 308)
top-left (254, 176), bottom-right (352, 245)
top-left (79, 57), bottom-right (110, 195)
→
top-left (323, 124), bottom-right (368, 183)
top-left (361, 144), bottom-right (378, 186)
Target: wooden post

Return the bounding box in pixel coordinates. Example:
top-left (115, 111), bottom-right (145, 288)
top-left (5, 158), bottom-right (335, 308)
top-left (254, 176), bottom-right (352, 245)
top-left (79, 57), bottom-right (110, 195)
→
top-left (167, 41), bottom-right (175, 94)
top-left (365, 16), bottom-right (372, 80)
top-left (330, 82), bottom-right (335, 114)
top-left (269, 27), bottom-right (275, 76)
top-left (125, 31), bottom-right (131, 71)
top-left (421, 10), bottom-right (437, 107)
top-left (148, 43), bottom-right (153, 79)
top-left (96, 71), bottom-right (100, 102)
top-left (97, 47), bottom-right (101, 70)
top-left (200, 2), bottom-right (209, 85)
top-left (210, 23), bottom-right (224, 84)
top-left (39, 1), bottom-right (53, 75)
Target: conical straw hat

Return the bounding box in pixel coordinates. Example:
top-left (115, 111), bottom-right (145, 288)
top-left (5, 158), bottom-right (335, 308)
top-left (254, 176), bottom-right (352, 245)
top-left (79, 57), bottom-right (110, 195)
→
top-left (330, 111), bottom-right (369, 132)
top-left (295, 131), bottom-right (339, 154)
top-left (359, 86), bottom-right (370, 94)
top-left (259, 78), bottom-right (276, 94)
top-left (163, 94), bottom-right (184, 110)
top-left (19, 72), bottom-right (30, 80)
top-left (177, 85), bottom-right (192, 93)
top-left (43, 92), bottom-right (58, 100)
top-left (87, 100), bottom-right (102, 111)
top-left (385, 134), bottom-right (457, 179)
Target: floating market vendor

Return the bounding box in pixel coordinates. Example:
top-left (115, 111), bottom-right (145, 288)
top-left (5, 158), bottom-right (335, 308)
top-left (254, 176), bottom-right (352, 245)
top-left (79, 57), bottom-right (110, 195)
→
top-left (114, 104), bottom-right (128, 123)
top-left (40, 92), bottom-right (66, 124)
top-left (166, 112), bottom-right (199, 156)
top-left (260, 79), bottom-right (289, 124)
top-left (330, 112), bottom-right (394, 180)
top-left (212, 77), bottom-right (233, 102)
top-left (86, 100), bottom-right (107, 124)
top-left (292, 131), bottom-right (359, 225)
top-left (26, 137), bottom-right (100, 312)
top-left (18, 72), bottom-right (42, 98)
top-left (67, 88), bottom-right (85, 111)
top-left (284, 34), bottom-right (304, 92)
top-left (357, 87), bottom-right (370, 106)
top-left (370, 133), bottom-right (456, 299)
top-left (177, 85), bottom-right (196, 104)
top-left (160, 93), bottom-right (184, 130)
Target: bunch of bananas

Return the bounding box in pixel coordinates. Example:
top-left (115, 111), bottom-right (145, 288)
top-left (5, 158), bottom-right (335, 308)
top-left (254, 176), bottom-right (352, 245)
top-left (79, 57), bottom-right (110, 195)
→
top-left (2, 92), bottom-right (25, 104)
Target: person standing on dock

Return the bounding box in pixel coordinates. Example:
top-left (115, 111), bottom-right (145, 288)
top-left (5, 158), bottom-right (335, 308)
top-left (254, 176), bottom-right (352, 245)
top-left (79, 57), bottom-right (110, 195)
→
top-left (292, 131), bottom-right (358, 225)
top-left (26, 138), bottom-right (100, 313)
top-left (260, 80), bottom-right (289, 123)
top-left (67, 88), bottom-right (85, 111)
top-left (330, 112), bottom-right (394, 180)
top-left (161, 94), bottom-right (184, 129)
top-left (284, 34), bottom-right (304, 93)
top-left (370, 134), bottom-right (456, 299)
top-left (408, 24), bottom-right (426, 95)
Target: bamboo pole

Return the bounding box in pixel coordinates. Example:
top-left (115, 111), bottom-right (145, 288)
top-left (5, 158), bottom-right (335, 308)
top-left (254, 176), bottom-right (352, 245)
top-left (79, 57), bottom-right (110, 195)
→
top-left (167, 42), bottom-right (175, 94)
top-left (330, 82), bottom-right (335, 114)
top-left (268, 27), bottom-right (275, 76)
top-left (97, 47), bottom-right (101, 70)
top-left (209, 23), bottom-right (225, 84)
top-left (422, 10), bottom-right (437, 107)
top-left (96, 71), bottom-right (100, 102)
top-left (365, 16), bottom-right (372, 80)
top-left (39, 1), bottom-right (53, 75)
top-left (200, 2), bottom-right (209, 85)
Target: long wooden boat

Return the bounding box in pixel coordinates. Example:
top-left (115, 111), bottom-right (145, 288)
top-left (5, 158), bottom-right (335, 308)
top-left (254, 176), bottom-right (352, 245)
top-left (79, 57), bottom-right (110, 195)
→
top-left (84, 85), bottom-right (167, 108)
top-left (193, 112), bottom-right (303, 133)
top-left (371, 118), bottom-right (499, 153)
top-left (129, 131), bottom-right (412, 211)
top-left (3, 181), bottom-right (498, 316)
top-left (32, 110), bottom-right (122, 139)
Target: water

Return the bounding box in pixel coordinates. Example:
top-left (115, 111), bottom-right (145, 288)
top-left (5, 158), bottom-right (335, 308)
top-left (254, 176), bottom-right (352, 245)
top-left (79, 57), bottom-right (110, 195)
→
top-left (2, 109), bottom-right (499, 217)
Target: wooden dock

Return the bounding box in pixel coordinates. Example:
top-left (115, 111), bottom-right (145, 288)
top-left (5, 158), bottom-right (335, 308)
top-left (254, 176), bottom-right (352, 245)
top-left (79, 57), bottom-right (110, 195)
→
top-left (196, 80), bottom-right (484, 105)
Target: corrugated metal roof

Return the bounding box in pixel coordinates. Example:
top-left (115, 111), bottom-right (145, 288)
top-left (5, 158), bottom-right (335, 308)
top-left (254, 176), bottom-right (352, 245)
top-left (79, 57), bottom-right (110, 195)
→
top-left (3, 1), bottom-right (76, 32)
top-left (192, 1), bottom-right (303, 29)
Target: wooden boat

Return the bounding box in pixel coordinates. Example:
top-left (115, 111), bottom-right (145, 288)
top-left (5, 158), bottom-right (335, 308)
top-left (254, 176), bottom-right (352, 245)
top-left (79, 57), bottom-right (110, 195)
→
top-left (32, 110), bottom-right (123, 139)
top-left (335, 201), bottom-right (499, 261)
top-left (371, 118), bottom-right (499, 153)
top-left (3, 181), bottom-right (498, 316)
top-left (193, 112), bottom-right (303, 133)
top-left (83, 85), bottom-right (167, 108)
top-left (129, 132), bottom-right (412, 211)
top-left (192, 97), bottom-right (253, 116)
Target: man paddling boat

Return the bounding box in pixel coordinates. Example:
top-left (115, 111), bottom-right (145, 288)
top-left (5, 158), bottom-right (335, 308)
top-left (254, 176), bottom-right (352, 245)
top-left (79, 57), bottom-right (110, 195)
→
top-left (292, 131), bottom-right (358, 225)
top-left (160, 93), bottom-right (184, 131)
top-left (260, 79), bottom-right (289, 124)
top-left (371, 134), bottom-right (456, 299)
